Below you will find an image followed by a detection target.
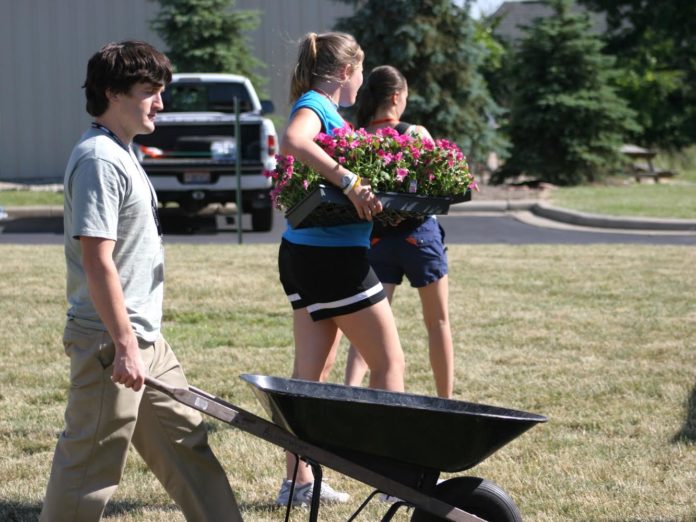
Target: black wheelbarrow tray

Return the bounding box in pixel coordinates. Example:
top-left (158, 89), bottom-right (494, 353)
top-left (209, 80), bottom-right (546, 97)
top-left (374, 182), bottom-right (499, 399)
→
top-left (145, 374), bottom-right (547, 522)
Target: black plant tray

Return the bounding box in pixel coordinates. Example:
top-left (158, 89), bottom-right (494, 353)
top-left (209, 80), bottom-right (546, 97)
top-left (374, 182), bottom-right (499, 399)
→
top-left (286, 185), bottom-right (471, 229)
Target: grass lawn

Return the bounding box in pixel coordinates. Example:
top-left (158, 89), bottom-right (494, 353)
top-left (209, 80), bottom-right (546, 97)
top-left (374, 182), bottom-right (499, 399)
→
top-left (549, 181), bottom-right (696, 219)
top-left (0, 190), bottom-right (63, 207)
top-left (550, 145), bottom-right (696, 219)
top-left (1, 243), bottom-right (695, 521)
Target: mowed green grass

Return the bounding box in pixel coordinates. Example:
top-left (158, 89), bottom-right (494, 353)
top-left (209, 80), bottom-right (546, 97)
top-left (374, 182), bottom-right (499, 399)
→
top-left (550, 181), bottom-right (696, 219)
top-left (550, 145), bottom-right (696, 219)
top-left (1, 243), bottom-right (695, 521)
top-left (0, 190), bottom-right (63, 207)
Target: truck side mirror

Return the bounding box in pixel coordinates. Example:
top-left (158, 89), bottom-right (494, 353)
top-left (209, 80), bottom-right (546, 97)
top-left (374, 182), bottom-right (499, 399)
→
top-left (260, 100), bottom-right (275, 115)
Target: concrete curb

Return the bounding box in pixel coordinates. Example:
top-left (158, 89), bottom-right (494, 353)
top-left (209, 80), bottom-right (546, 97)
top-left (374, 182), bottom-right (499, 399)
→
top-left (4, 206), bottom-right (64, 219)
top-left (531, 202), bottom-right (696, 232)
top-left (449, 199), bottom-right (696, 232)
top-left (449, 199), bottom-right (537, 213)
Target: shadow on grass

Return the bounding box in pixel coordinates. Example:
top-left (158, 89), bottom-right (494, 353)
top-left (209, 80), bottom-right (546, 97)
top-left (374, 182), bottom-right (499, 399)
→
top-left (0, 499), bottom-right (181, 521)
top-left (103, 500), bottom-right (180, 517)
top-left (239, 501), bottom-right (292, 517)
top-left (672, 383), bottom-right (696, 444)
top-left (0, 501), bottom-right (41, 522)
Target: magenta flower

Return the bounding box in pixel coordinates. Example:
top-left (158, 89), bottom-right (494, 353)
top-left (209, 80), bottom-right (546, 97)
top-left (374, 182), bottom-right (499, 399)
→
top-left (269, 128), bottom-right (474, 211)
top-left (378, 150), bottom-right (394, 165)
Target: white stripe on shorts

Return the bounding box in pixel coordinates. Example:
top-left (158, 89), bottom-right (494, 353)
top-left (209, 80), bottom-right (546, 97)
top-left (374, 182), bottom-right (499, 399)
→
top-left (287, 292), bottom-right (302, 303)
top-left (306, 282), bottom-right (384, 315)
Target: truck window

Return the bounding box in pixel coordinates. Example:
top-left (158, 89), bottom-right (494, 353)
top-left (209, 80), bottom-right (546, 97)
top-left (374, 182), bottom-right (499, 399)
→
top-left (162, 83), bottom-right (254, 113)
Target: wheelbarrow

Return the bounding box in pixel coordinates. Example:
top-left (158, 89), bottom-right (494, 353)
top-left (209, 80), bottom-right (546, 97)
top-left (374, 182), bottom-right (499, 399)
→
top-left (145, 374), bottom-right (547, 521)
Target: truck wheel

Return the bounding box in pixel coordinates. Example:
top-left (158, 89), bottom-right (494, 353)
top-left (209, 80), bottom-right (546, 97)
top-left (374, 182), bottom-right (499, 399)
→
top-left (251, 207), bottom-right (273, 232)
top-left (410, 477), bottom-right (522, 522)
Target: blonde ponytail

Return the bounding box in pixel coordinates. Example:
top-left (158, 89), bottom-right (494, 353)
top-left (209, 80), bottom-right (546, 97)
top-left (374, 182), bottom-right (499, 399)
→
top-left (289, 32), bottom-right (364, 103)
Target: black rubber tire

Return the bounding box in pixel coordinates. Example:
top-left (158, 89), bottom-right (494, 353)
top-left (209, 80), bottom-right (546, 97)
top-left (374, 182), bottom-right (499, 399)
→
top-left (251, 207), bottom-right (273, 232)
top-left (410, 477), bottom-right (523, 522)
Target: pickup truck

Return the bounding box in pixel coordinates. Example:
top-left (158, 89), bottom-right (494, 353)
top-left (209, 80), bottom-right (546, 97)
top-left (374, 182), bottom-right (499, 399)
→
top-left (134, 73), bottom-right (277, 231)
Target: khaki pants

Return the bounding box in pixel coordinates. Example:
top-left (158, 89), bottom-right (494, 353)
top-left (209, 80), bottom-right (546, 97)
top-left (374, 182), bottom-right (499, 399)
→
top-left (40, 323), bottom-right (241, 521)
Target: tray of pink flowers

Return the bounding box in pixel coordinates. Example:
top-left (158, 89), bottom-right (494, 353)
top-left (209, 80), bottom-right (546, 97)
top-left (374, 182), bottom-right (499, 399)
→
top-left (267, 126), bottom-right (476, 229)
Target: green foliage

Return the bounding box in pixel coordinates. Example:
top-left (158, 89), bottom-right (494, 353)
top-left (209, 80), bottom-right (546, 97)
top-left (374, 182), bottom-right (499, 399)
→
top-left (334, 0), bottom-right (506, 165)
top-left (579, 0), bottom-right (696, 150)
top-left (476, 15), bottom-right (517, 114)
top-left (494, 0), bottom-right (639, 186)
top-left (150, 0), bottom-right (265, 90)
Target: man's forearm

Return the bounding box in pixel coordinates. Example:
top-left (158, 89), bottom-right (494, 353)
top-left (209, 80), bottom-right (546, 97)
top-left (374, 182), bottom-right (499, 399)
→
top-left (81, 238), bottom-right (137, 350)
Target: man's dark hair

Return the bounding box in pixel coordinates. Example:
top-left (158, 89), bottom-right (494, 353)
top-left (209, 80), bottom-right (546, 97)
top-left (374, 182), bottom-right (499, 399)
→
top-left (83, 40), bottom-right (172, 117)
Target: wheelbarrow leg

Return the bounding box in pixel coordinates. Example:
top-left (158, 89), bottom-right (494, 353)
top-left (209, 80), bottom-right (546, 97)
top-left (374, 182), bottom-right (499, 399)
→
top-left (347, 490), bottom-right (381, 522)
top-left (283, 454), bottom-right (302, 522)
top-left (381, 500), bottom-right (411, 521)
top-left (284, 455), bottom-right (323, 522)
top-left (308, 460), bottom-right (323, 522)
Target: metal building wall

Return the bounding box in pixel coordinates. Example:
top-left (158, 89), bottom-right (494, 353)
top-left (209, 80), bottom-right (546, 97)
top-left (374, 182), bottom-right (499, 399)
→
top-left (0, 0), bottom-right (164, 181)
top-left (0, 0), bottom-right (353, 182)
top-left (236, 0), bottom-right (354, 120)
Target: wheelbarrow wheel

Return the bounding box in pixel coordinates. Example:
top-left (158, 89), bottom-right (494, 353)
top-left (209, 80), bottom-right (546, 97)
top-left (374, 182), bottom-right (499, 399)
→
top-left (410, 477), bottom-right (522, 522)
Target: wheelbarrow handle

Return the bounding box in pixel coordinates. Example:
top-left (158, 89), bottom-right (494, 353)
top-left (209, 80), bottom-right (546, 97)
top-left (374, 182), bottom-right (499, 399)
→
top-left (144, 376), bottom-right (174, 395)
top-left (144, 376), bottom-right (240, 423)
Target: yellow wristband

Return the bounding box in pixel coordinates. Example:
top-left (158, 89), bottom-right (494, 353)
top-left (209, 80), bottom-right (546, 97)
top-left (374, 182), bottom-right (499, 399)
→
top-left (343, 175), bottom-right (362, 195)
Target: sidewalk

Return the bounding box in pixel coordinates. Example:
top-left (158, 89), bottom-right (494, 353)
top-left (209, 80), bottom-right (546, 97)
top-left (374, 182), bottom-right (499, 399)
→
top-left (2, 182), bottom-right (696, 233)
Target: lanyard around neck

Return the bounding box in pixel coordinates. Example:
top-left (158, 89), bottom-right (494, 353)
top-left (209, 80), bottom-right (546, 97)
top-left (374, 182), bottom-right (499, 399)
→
top-left (91, 122), bottom-right (162, 236)
top-left (91, 122), bottom-right (130, 151)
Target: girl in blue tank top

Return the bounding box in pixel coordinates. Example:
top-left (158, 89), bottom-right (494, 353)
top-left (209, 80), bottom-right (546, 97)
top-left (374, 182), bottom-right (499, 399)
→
top-left (274, 32), bottom-right (405, 507)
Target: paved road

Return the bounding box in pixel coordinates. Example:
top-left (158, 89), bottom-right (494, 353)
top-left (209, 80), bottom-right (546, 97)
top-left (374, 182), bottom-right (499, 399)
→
top-left (1, 210), bottom-right (694, 245)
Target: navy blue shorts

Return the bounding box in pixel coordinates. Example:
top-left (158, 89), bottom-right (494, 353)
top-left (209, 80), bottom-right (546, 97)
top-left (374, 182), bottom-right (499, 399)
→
top-left (368, 217), bottom-right (448, 288)
top-left (278, 239), bottom-right (386, 321)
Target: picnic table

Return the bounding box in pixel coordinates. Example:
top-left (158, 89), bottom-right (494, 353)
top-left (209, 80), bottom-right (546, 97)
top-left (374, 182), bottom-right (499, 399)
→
top-left (620, 144), bottom-right (676, 183)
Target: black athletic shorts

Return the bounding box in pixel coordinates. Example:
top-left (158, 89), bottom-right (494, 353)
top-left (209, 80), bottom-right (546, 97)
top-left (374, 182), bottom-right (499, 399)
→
top-left (278, 238), bottom-right (386, 321)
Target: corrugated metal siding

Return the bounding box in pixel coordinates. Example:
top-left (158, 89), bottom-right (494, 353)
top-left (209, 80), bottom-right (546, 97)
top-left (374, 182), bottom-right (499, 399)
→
top-left (236, 0), bottom-right (354, 119)
top-left (0, 0), bottom-right (164, 181)
top-left (0, 0), bottom-right (352, 181)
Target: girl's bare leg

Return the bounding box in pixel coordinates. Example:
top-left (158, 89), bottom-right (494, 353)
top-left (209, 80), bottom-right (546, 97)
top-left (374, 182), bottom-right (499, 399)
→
top-left (417, 276), bottom-right (453, 398)
top-left (285, 308), bottom-right (342, 483)
top-left (344, 284), bottom-right (396, 386)
top-left (335, 298), bottom-right (404, 392)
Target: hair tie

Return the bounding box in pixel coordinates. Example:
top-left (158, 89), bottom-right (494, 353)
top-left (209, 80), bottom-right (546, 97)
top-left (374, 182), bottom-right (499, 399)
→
top-left (308, 33), bottom-right (318, 63)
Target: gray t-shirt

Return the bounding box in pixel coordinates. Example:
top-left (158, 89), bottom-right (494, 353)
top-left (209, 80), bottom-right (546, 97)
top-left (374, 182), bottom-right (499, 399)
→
top-left (64, 127), bottom-right (164, 342)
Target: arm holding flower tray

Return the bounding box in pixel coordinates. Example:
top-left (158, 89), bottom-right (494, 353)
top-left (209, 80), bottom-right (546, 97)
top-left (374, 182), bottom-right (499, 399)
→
top-left (281, 107), bottom-right (382, 221)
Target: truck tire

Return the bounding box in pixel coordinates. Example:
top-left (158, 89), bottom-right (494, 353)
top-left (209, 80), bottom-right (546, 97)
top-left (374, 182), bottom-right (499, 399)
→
top-left (251, 207), bottom-right (273, 232)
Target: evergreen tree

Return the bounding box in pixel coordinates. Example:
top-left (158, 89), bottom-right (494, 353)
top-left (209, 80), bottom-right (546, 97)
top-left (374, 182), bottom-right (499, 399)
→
top-left (493, 0), bottom-right (639, 185)
top-left (579, 0), bottom-right (696, 150)
top-left (150, 0), bottom-right (264, 90)
top-left (334, 0), bottom-right (505, 165)
top-left (476, 15), bottom-right (516, 114)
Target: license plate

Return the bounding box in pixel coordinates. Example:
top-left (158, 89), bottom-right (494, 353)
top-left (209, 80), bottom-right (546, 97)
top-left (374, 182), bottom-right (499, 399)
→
top-left (183, 171), bottom-right (211, 184)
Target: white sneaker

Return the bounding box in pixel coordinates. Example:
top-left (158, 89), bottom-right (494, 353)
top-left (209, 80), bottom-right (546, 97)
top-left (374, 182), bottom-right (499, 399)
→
top-left (275, 479), bottom-right (350, 507)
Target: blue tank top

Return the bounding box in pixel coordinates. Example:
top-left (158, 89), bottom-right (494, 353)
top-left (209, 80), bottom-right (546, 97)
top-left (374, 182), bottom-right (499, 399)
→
top-left (282, 91), bottom-right (372, 248)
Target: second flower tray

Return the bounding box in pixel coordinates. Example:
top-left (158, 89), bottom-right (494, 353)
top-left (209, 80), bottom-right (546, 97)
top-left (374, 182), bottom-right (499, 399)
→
top-left (285, 184), bottom-right (471, 229)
